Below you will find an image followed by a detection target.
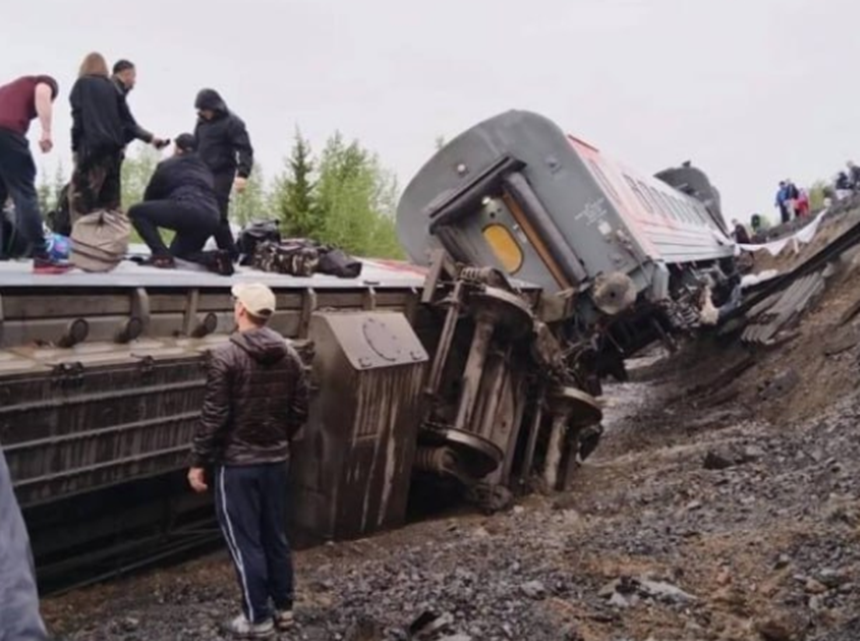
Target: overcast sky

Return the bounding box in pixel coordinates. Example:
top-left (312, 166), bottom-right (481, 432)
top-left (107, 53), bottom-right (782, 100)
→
top-left (4, 0), bottom-right (859, 225)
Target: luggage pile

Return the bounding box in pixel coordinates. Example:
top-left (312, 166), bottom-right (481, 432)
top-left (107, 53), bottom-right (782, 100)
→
top-left (239, 220), bottom-right (363, 279)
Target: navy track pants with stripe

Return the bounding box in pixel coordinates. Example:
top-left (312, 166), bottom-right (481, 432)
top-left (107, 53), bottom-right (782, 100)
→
top-left (214, 462), bottom-right (294, 624)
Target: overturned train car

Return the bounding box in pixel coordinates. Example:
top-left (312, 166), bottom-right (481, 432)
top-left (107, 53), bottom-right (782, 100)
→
top-left (3, 110), bottom-right (735, 584)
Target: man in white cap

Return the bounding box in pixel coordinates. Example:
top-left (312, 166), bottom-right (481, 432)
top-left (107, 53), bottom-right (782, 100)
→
top-left (188, 283), bottom-right (309, 639)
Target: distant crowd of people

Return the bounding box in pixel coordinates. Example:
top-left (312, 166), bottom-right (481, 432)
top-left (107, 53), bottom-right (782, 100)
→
top-left (728, 163), bottom-right (860, 247)
top-left (0, 52), bottom-right (254, 274)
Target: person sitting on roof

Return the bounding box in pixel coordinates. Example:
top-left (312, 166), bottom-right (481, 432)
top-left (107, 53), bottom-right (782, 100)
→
top-left (128, 134), bottom-right (233, 275)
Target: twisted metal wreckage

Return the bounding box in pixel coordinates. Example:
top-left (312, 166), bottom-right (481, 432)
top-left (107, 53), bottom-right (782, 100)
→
top-left (1, 110), bottom-right (740, 586)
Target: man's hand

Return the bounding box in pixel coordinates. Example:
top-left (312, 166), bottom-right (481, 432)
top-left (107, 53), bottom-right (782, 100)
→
top-left (187, 467), bottom-right (208, 493)
top-left (233, 176), bottom-right (248, 193)
top-left (39, 133), bottom-right (53, 154)
top-left (151, 136), bottom-right (169, 150)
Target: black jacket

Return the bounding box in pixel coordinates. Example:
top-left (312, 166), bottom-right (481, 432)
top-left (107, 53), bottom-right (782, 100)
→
top-left (112, 77), bottom-right (153, 145)
top-left (0, 445), bottom-right (48, 640)
top-left (144, 153), bottom-right (220, 216)
top-left (70, 75), bottom-right (126, 158)
top-left (192, 328), bottom-right (309, 467)
top-left (193, 89), bottom-right (254, 178)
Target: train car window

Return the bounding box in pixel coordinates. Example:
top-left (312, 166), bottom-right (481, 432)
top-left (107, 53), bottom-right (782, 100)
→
top-left (685, 201), bottom-right (701, 224)
top-left (482, 224), bottom-right (524, 274)
top-left (587, 160), bottom-right (622, 204)
top-left (655, 191), bottom-right (680, 222)
top-left (694, 202), bottom-right (711, 225)
top-left (641, 183), bottom-right (668, 220)
top-left (645, 185), bottom-right (672, 222)
top-left (672, 197), bottom-right (692, 223)
top-left (623, 175), bottom-right (653, 214)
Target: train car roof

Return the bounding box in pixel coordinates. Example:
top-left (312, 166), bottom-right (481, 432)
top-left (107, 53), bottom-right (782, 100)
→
top-left (0, 257), bottom-right (430, 291)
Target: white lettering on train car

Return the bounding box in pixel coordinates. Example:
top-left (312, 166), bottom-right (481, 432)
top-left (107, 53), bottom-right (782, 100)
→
top-left (575, 198), bottom-right (608, 226)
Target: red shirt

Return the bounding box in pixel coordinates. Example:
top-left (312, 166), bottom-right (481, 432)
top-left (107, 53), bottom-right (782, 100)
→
top-left (0, 75), bottom-right (58, 136)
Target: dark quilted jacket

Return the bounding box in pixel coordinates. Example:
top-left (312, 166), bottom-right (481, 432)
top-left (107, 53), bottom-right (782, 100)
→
top-left (192, 328), bottom-right (309, 467)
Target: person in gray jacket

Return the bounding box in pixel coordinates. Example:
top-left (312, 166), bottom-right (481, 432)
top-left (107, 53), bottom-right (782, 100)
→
top-left (0, 444), bottom-right (48, 640)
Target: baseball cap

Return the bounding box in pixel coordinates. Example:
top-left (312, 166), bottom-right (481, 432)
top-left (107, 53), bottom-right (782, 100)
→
top-left (231, 283), bottom-right (276, 317)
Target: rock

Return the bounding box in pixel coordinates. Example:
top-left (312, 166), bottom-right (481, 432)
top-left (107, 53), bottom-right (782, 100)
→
top-left (804, 578), bottom-right (828, 594)
top-left (817, 568), bottom-right (848, 589)
top-left (599, 579), bottom-right (621, 599)
top-left (513, 505), bottom-right (526, 515)
top-left (437, 635), bottom-right (473, 641)
top-left (472, 527), bottom-right (490, 539)
top-left (520, 580), bottom-right (547, 600)
top-left (608, 592), bottom-right (631, 608)
top-left (775, 554), bottom-right (791, 570)
top-left (638, 578), bottom-right (698, 603)
top-left (686, 500), bottom-right (703, 511)
top-left (755, 612), bottom-right (808, 641)
top-left (120, 618), bottom-right (140, 632)
top-left (704, 450), bottom-right (735, 471)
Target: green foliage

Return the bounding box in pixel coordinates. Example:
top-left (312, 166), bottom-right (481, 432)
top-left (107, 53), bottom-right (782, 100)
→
top-left (271, 130), bottom-right (317, 237)
top-left (36, 163), bottom-right (66, 214)
top-left (808, 180), bottom-right (828, 212)
top-left (230, 166), bottom-right (268, 228)
top-left (270, 130), bottom-right (405, 258)
top-left (121, 146), bottom-right (162, 210)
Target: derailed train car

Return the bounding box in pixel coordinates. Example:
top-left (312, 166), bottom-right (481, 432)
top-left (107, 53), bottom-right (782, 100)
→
top-left (2, 110), bottom-right (736, 585)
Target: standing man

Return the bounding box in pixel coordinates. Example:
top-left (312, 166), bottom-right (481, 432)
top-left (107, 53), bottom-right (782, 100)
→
top-left (0, 443), bottom-right (48, 640)
top-left (112, 60), bottom-right (167, 154)
top-left (188, 283), bottom-right (309, 639)
top-left (0, 74), bottom-right (70, 273)
top-left (194, 89), bottom-right (254, 260)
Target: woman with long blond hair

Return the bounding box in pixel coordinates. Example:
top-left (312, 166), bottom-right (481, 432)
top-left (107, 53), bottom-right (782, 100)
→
top-left (69, 51), bottom-right (126, 217)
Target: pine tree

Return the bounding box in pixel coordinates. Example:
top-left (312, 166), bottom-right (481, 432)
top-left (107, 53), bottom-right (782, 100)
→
top-left (273, 130), bottom-right (317, 237)
top-left (230, 166), bottom-right (268, 228)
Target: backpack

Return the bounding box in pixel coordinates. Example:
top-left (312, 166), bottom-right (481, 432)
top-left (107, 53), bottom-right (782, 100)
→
top-left (70, 209), bottom-right (131, 272)
top-left (317, 247), bottom-right (362, 278)
top-left (237, 219), bottom-right (281, 266)
top-left (252, 239), bottom-right (320, 276)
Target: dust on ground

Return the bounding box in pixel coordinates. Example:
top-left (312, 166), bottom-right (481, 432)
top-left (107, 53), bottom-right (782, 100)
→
top-left (40, 211), bottom-right (860, 641)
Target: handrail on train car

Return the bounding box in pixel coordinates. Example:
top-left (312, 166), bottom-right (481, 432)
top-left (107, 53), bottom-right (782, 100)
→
top-left (425, 155), bottom-right (524, 229)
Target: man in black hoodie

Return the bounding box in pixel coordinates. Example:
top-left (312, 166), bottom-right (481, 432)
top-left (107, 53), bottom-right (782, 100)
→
top-left (128, 133), bottom-right (232, 274)
top-left (189, 283), bottom-right (309, 638)
top-left (194, 89), bottom-right (254, 259)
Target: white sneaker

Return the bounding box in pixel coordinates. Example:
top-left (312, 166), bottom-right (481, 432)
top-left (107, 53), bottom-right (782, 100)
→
top-left (225, 614), bottom-right (275, 639)
top-left (274, 608), bottom-right (295, 630)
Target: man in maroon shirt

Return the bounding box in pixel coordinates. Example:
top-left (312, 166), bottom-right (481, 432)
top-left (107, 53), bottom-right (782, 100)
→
top-left (0, 75), bottom-right (70, 273)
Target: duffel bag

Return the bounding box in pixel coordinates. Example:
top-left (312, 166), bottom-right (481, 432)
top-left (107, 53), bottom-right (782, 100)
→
top-left (70, 209), bottom-right (130, 273)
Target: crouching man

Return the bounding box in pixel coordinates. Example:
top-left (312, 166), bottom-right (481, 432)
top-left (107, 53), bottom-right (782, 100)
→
top-left (188, 283), bottom-right (309, 639)
top-left (128, 133), bottom-right (232, 275)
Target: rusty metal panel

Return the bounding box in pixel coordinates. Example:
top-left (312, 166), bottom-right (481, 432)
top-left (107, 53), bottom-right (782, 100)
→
top-left (291, 311), bottom-right (428, 543)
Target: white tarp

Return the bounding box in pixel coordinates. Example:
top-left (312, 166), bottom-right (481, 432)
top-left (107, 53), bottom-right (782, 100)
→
top-left (735, 208), bottom-right (830, 257)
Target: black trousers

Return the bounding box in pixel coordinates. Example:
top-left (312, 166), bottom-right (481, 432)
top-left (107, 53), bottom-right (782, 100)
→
top-left (0, 128), bottom-right (47, 258)
top-left (214, 463), bottom-right (294, 624)
top-left (212, 170), bottom-right (237, 257)
top-left (128, 199), bottom-right (218, 261)
top-left (71, 149), bottom-right (122, 217)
